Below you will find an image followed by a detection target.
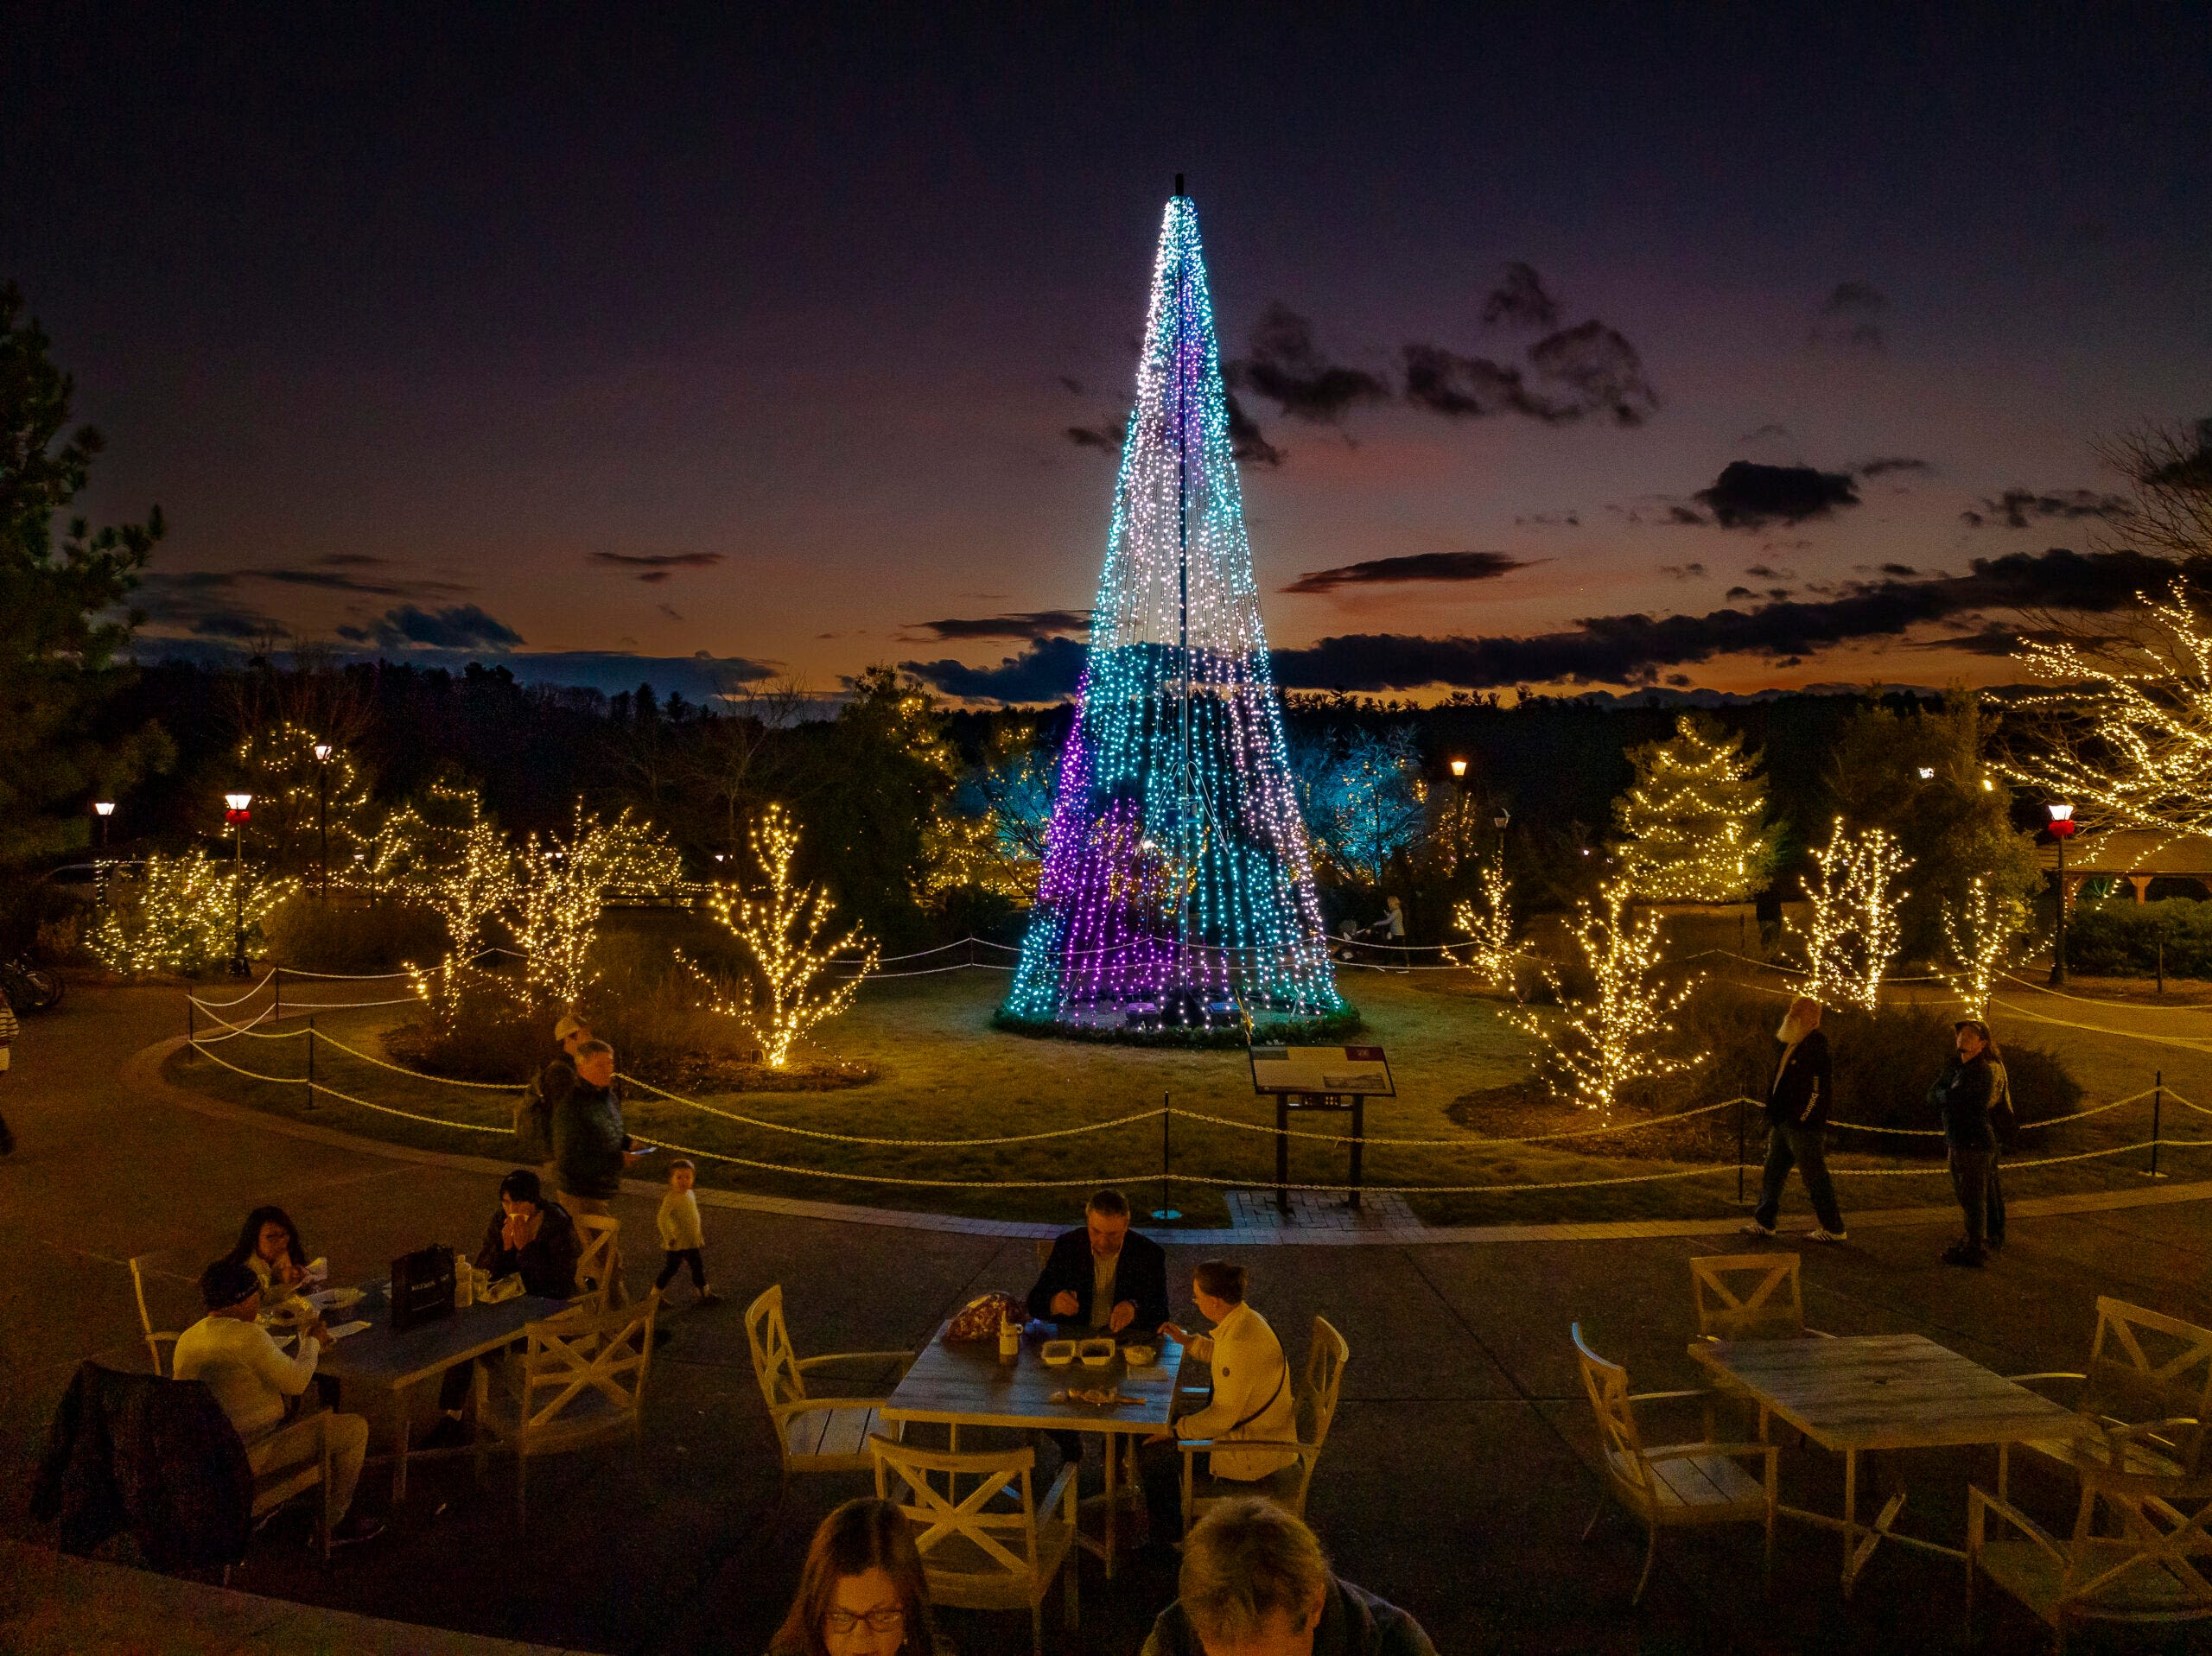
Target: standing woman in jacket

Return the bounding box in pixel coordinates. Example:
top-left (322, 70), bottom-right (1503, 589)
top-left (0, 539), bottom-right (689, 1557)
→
top-left (1743, 996), bottom-right (1848, 1243)
top-left (1141, 1260), bottom-right (1298, 1548)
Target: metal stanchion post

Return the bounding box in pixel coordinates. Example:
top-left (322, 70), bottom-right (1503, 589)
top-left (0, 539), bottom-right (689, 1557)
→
top-left (2152, 1069), bottom-right (2164, 1180)
top-left (273, 964), bottom-right (283, 1024)
top-left (1152, 1091), bottom-right (1180, 1221)
top-left (1737, 1095), bottom-right (1746, 1206)
top-left (306, 1016), bottom-right (317, 1112)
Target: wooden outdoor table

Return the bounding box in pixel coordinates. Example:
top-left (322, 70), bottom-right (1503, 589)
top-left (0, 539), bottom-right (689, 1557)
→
top-left (881, 1325), bottom-right (1201, 1578)
top-left (313, 1283), bottom-right (575, 1502)
top-left (1689, 1333), bottom-right (2092, 1596)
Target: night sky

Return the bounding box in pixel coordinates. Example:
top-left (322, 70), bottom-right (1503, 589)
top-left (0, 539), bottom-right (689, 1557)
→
top-left (10, 7), bottom-right (2210, 702)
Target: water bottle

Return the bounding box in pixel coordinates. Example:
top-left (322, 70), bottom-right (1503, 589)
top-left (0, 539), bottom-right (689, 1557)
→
top-left (998, 1313), bottom-right (1020, 1363)
top-left (454, 1251), bottom-right (474, 1309)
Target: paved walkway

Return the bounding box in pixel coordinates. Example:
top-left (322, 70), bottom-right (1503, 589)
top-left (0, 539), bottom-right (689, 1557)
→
top-left (6, 985), bottom-right (2212, 1653)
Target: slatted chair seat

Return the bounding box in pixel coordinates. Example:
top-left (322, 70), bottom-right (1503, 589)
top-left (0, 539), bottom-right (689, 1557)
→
top-left (2003, 1298), bottom-right (2212, 1502)
top-left (872, 1431), bottom-right (1078, 1656)
top-left (745, 1285), bottom-right (915, 1486)
top-left (1611, 1444), bottom-right (1770, 1511)
top-left (1574, 1322), bottom-right (1777, 1605)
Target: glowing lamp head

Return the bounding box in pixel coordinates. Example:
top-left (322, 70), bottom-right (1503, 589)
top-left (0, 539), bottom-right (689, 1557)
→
top-left (1916, 767), bottom-right (1935, 781)
top-left (1494, 807), bottom-right (1511, 829)
top-left (2047, 802), bottom-right (2077, 838)
top-left (311, 742), bottom-right (334, 763)
top-left (1449, 758), bottom-right (1468, 778)
top-left (223, 791), bottom-right (253, 826)
top-left (92, 801), bottom-right (115, 817)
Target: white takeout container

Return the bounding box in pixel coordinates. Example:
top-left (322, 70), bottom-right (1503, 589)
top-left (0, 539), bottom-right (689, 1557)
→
top-left (1039, 1340), bottom-right (1077, 1367)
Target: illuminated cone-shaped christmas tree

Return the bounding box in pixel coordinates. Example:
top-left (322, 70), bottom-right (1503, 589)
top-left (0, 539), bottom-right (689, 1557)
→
top-left (1002, 189), bottom-right (1344, 1034)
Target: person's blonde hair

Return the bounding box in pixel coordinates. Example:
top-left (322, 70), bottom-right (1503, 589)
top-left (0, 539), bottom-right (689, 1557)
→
top-left (1177, 1498), bottom-right (1332, 1642)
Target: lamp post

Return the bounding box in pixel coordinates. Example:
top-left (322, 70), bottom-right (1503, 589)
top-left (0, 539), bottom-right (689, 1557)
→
top-left (311, 741), bottom-right (333, 900)
top-left (2048, 802), bottom-right (2076, 985)
top-left (224, 793), bottom-right (254, 976)
top-left (92, 801), bottom-right (115, 906)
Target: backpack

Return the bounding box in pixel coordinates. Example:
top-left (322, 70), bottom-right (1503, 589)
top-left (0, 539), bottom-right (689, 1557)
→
top-left (513, 1071), bottom-right (554, 1163)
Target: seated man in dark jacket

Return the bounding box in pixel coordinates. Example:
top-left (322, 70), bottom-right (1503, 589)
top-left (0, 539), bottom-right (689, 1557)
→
top-left (1027, 1187), bottom-right (1171, 1336)
top-left (430, 1170), bottom-right (581, 1438)
top-left (1143, 1497), bottom-right (1437, 1656)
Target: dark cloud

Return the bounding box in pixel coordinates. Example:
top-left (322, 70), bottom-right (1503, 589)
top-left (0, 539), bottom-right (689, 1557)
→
top-left (587, 551), bottom-right (725, 582)
top-left (901, 610), bottom-right (1090, 642)
top-left (1743, 564), bottom-right (1783, 579)
top-left (318, 553), bottom-right (388, 568)
top-left (1515, 511), bottom-right (1580, 527)
top-left (1960, 488), bottom-right (2129, 530)
top-left (1930, 622), bottom-right (2130, 657)
top-left (1065, 421), bottom-right (1125, 454)
top-left (1402, 323), bottom-right (1656, 428)
top-left (1810, 280), bottom-right (1887, 352)
top-left (1881, 562), bottom-right (1918, 576)
top-left (337, 603), bottom-right (524, 651)
top-left (1056, 375), bottom-right (1087, 397)
top-left (2144, 417), bottom-right (2212, 491)
top-left (1695, 461), bottom-right (1859, 530)
top-left (1738, 422), bottom-right (1790, 445)
top-left (1725, 586), bottom-right (1755, 600)
top-left (1854, 456), bottom-right (1935, 479)
top-left (1666, 505), bottom-right (1707, 525)
top-left (1225, 391), bottom-right (1281, 467)
top-left (902, 635), bottom-right (1087, 702)
top-left (1481, 262), bottom-right (1560, 332)
top-left (1263, 547), bottom-right (2180, 693)
top-left (1282, 551), bottom-right (1534, 595)
top-left (1230, 304), bottom-right (1389, 423)
top-left (1658, 563), bottom-right (1707, 580)
top-left (657, 603), bottom-right (683, 621)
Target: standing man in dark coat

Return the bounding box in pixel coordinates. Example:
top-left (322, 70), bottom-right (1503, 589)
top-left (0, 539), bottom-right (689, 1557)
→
top-left (1743, 995), bottom-right (1847, 1243)
top-left (1027, 1187), bottom-right (1172, 1336)
top-left (1931, 1019), bottom-right (2005, 1266)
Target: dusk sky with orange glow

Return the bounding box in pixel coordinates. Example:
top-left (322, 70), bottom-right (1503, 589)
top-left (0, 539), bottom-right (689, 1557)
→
top-left (10, 8), bottom-right (2210, 704)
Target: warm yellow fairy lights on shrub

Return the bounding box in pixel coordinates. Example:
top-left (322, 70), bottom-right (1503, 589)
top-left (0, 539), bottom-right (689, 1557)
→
top-left (1447, 860), bottom-right (1518, 992)
top-left (87, 849), bottom-right (296, 976)
top-left (1794, 819), bottom-right (1913, 1012)
top-left (1516, 881), bottom-right (1704, 1115)
top-left (1940, 875), bottom-right (2028, 1021)
top-left (689, 803), bottom-right (877, 1069)
top-left (1611, 712), bottom-right (1779, 903)
top-left (512, 806), bottom-right (682, 1007)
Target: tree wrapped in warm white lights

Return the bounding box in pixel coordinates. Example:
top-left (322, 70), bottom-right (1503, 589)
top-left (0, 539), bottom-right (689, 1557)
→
top-left (1517, 882), bottom-right (1704, 1115)
top-left (1941, 876), bottom-right (2029, 1021)
top-left (510, 807), bottom-right (682, 1008)
top-left (1794, 820), bottom-right (1912, 1012)
top-left (1612, 713), bottom-right (1779, 903)
top-left (87, 849), bottom-right (295, 976)
top-left (693, 803), bottom-right (877, 1069)
top-left (1999, 578), bottom-right (2212, 838)
top-left (1447, 861), bottom-right (1518, 993)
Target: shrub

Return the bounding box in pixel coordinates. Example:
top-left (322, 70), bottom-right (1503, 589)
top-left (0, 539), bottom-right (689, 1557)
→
top-left (2068, 898), bottom-right (2212, 979)
top-left (263, 895), bottom-right (447, 976)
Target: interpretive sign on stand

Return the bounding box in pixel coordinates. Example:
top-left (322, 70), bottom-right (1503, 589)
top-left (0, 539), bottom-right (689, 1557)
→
top-left (1249, 1045), bottom-right (1395, 1215)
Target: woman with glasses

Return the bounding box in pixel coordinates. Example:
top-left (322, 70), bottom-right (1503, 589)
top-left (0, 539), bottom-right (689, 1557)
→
top-left (770, 1497), bottom-right (943, 1656)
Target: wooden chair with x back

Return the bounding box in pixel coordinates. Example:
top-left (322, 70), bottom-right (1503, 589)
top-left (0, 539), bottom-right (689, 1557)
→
top-left (474, 1292), bottom-right (658, 1526)
top-left (1179, 1312), bottom-right (1351, 1529)
top-left (2004, 1296), bottom-right (2212, 1500)
top-left (744, 1285), bottom-right (914, 1491)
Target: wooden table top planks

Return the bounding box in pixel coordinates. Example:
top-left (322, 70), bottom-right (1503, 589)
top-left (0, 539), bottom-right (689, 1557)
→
top-left (1688, 1333), bottom-right (2090, 1452)
top-left (314, 1285), bottom-right (575, 1389)
top-left (881, 1325), bottom-right (1192, 1435)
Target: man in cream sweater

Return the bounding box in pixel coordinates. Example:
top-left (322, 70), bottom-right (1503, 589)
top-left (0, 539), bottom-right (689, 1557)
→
top-left (173, 1259), bottom-right (381, 1545)
top-left (1141, 1259), bottom-right (1298, 1546)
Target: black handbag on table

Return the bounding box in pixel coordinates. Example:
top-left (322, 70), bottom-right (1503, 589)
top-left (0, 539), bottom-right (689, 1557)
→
top-left (389, 1244), bottom-right (456, 1332)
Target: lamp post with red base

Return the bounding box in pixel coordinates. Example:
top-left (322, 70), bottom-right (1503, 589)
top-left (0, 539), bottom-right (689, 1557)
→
top-left (2048, 803), bottom-right (2076, 985)
top-left (224, 793), bottom-right (254, 976)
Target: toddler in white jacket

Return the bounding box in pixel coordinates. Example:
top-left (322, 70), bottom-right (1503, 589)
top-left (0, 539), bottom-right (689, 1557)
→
top-left (654, 1160), bottom-right (717, 1303)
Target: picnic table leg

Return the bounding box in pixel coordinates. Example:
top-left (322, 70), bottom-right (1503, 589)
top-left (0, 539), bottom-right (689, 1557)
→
top-left (1103, 1430), bottom-right (1117, 1579)
top-left (1840, 1449), bottom-right (1856, 1596)
top-left (392, 1383), bottom-right (411, 1504)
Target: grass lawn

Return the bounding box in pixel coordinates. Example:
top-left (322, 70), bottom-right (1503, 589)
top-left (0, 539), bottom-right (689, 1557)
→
top-left (173, 962), bottom-right (2212, 1228)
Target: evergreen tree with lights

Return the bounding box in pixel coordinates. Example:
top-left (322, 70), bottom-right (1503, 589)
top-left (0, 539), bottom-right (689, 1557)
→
top-left (1001, 187), bottom-right (1343, 1036)
top-left (1612, 712), bottom-right (1779, 904)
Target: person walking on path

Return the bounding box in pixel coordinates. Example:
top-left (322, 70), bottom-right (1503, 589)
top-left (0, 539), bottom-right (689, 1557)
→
top-left (655, 1158), bottom-right (717, 1304)
top-left (1931, 1018), bottom-right (2006, 1266)
top-left (0, 985), bottom-right (16, 1157)
top-left (553, 1039), bottom-right (648, 1303)
top-left (515, 1012), bottom-right (592, 1183)
top-left (1742, 995), bottom-right (1847, 1243)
